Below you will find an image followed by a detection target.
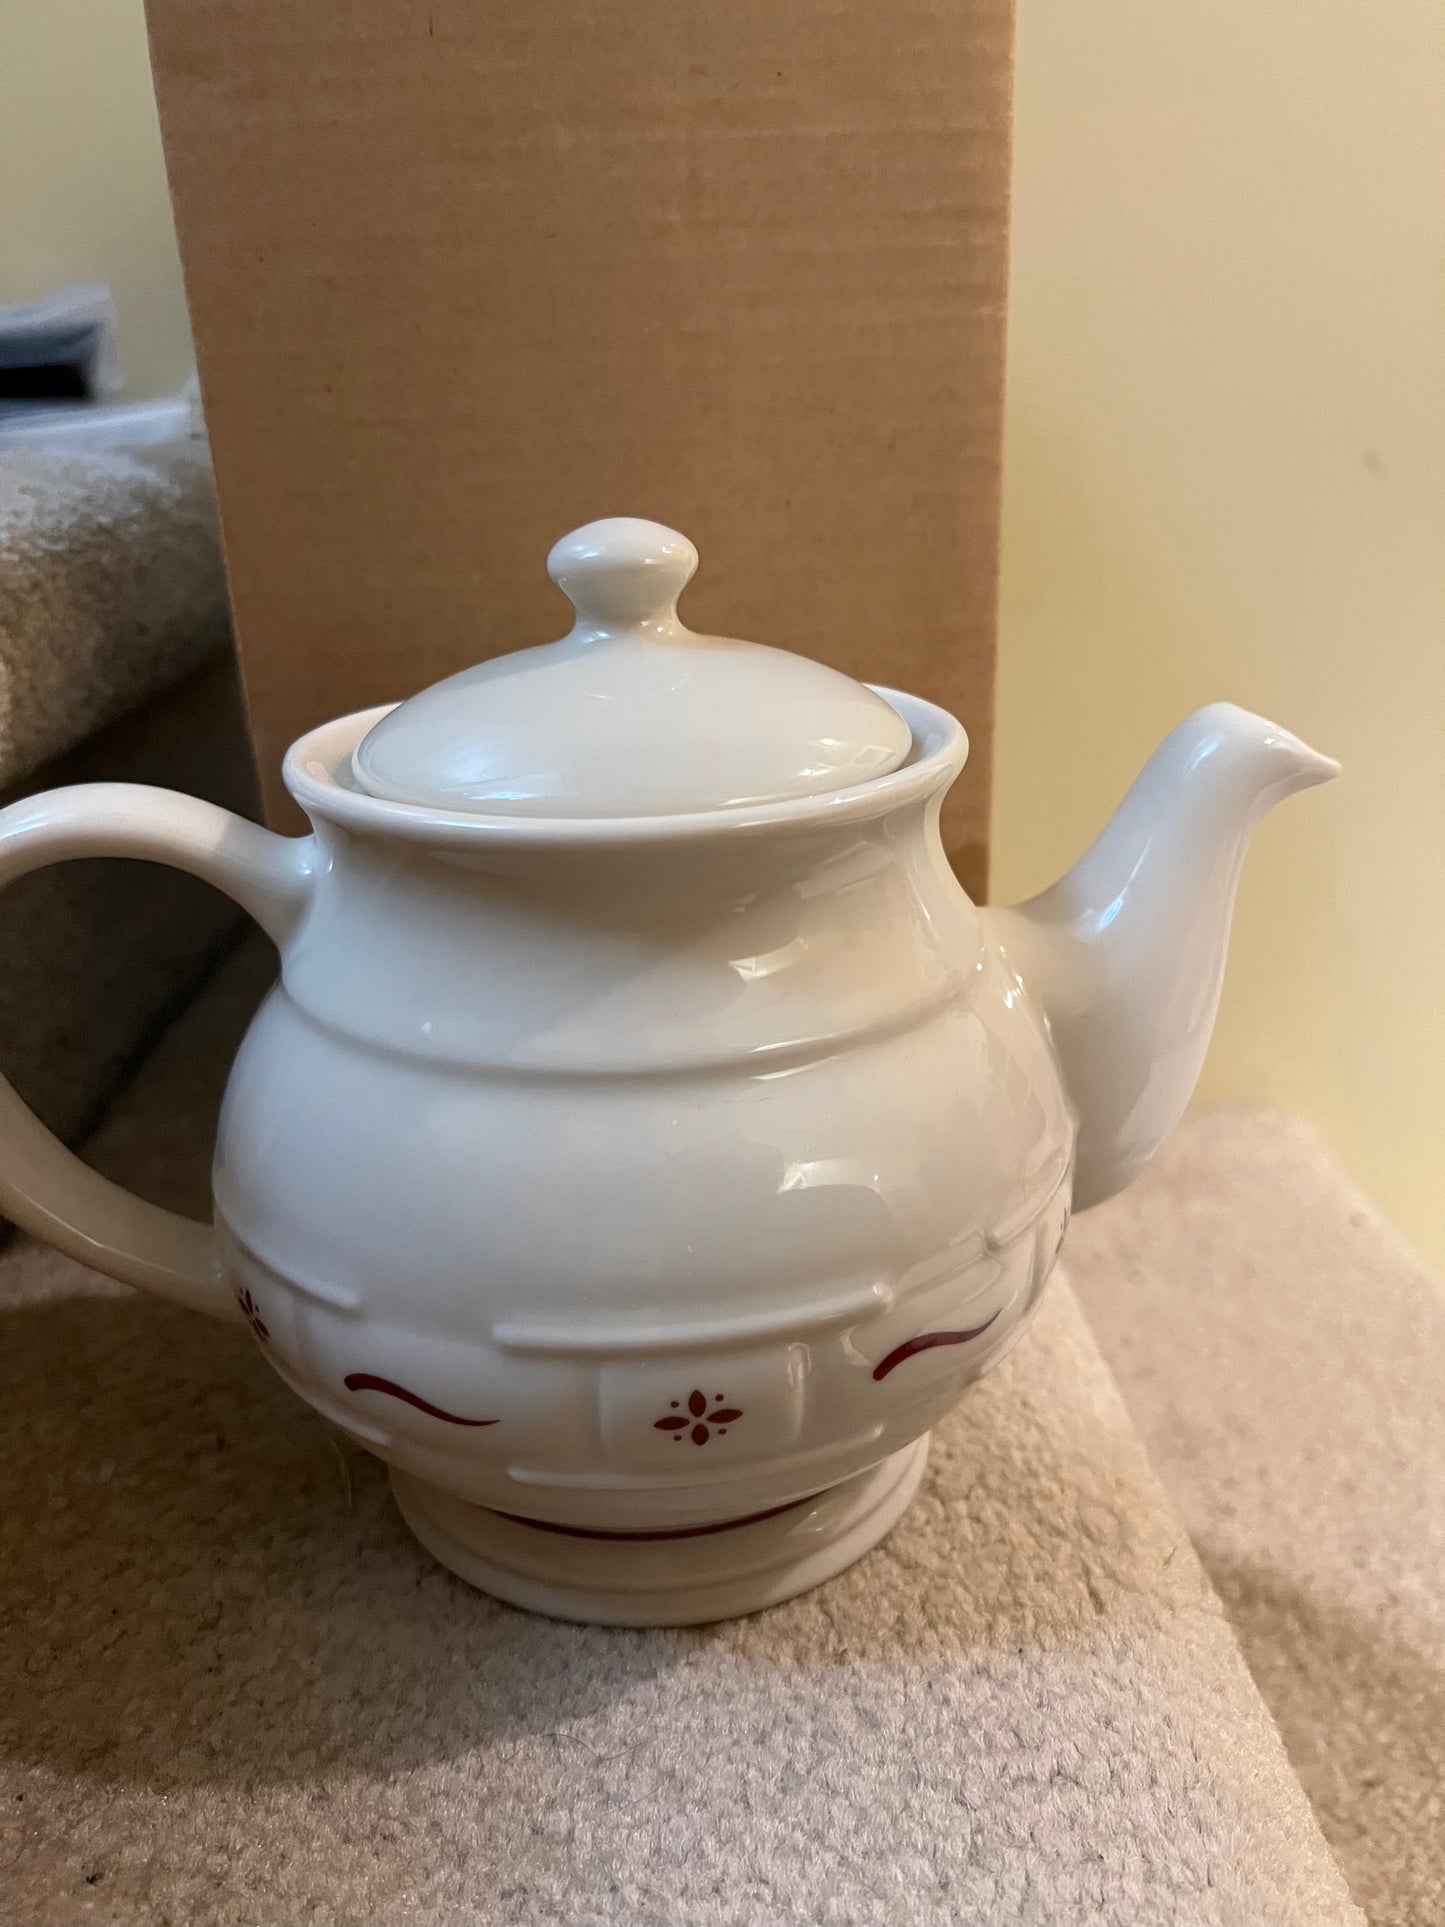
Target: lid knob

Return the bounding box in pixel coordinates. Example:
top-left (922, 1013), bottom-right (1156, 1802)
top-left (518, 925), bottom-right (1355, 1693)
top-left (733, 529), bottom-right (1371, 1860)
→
top-left (547, 517), bottom-right (698, 634)
top-left (351, 516), bottom-right (918, 817)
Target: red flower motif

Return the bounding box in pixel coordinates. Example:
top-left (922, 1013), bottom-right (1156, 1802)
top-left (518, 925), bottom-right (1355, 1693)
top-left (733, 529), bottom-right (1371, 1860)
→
top-left (235, 1285), bottom-right (269, 1343)
top-left (654, 1388), bottom-right (743, 1446)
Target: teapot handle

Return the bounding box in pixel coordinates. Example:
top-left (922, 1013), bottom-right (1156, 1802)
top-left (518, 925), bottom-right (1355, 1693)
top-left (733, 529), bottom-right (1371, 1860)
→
top-left (0, 784), bottom-right (315, 1321)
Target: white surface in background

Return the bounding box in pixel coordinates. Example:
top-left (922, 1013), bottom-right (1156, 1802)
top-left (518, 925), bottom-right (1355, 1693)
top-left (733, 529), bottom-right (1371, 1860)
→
top-left (0, 388), bottom-right (198, 451)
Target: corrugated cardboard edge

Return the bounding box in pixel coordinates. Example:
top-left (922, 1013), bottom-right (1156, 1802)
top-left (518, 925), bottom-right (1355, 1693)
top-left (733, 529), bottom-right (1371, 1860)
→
top-left (144, 1), bottom-right (1013, 901)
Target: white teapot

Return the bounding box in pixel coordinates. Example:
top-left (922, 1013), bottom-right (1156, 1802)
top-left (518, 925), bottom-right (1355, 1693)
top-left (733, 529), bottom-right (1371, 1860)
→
top-left (0, 520), bottom-right (1337, 1625)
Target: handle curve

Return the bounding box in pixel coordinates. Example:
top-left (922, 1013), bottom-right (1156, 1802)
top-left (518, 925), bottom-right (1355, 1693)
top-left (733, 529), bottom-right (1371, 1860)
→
top-left (0, 783), bottom-right (316, 1320)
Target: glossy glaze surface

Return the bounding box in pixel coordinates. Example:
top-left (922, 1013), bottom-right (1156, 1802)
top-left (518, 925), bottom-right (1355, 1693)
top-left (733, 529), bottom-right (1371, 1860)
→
top-left (390, 1439), bottom-right (931, 1626)
top-left (987, 703), bottom-right (1338, 1206)
top-left (216, 692), bottom-right (1072, 1530)
top-left (0, 519), bottom-right (1337, 1622)
top-left (353, 518), bottom-right (912, 817)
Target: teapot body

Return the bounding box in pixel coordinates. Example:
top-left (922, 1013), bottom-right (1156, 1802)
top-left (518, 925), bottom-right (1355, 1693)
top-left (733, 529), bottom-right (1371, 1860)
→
top-left (213, 703), bottom-right (1075, 1536)
top-left (0, 502), bottom-right (1334, 1623)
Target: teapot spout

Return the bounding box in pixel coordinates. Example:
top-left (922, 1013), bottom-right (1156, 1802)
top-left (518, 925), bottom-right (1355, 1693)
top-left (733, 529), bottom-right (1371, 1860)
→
top-left (984, 704), bottom-right (1338, 1209)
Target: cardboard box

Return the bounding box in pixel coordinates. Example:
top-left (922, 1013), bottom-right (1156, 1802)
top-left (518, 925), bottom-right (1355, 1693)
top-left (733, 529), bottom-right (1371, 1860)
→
top-left (145, 1), bottom-right (1013, 894)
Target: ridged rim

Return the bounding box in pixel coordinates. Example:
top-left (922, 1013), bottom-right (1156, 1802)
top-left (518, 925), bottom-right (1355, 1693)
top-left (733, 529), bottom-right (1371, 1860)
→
top-left (283, 687), bottom-right (967, 850)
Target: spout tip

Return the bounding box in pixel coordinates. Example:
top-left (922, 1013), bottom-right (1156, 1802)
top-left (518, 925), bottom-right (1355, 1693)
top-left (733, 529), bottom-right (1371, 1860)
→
top-left (1201, 705), bottom-right (1340, 792)
top-left (1273, 729), bottom-right (1341, 790)
top-left (1174, 703), bottom-right (1340, 812)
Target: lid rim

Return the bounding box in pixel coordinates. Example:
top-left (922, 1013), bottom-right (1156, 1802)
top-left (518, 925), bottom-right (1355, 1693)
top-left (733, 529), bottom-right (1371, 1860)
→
top-left (286, 689), bottom-right (967, 850)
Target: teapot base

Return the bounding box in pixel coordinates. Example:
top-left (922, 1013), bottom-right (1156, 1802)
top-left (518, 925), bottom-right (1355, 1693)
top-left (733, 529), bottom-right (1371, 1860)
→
top-left (389, 1436), bottom-right (929, 1627)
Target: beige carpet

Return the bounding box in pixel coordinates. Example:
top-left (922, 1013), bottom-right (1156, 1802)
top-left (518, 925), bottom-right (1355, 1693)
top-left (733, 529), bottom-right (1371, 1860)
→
top-left (0, 657), bottom-right (257, 1146)
top-left (1070, 1109), bottom-right (1445, 1927)
top-left (0, 426), bottom-right (256, 1144)
top-left (0, 950), bottom-right (1359, 1926)
top-left (0, 434), bottom-right (230, 791)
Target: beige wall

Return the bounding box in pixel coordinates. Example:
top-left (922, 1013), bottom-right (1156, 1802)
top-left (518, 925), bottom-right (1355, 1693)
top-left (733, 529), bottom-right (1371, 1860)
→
top-left (5, 3), bottom-right (1444, 1269)
top-left (0, 0), bottom-right (191, 399)
top-left (997, 1), bottom-right (1445, 1272)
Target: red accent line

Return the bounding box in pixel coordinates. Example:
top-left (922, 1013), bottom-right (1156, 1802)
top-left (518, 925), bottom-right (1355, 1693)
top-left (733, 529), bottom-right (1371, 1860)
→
top-left (871, 1309), bottom-right (1002, 1381)
top-left (495, 1493), bottom-right (820, 1542)
top-left (343, 1373), bottom-right (499, 1426)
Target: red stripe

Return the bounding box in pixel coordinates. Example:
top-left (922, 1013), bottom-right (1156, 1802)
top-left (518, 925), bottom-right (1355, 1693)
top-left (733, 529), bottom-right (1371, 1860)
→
top-left (343, 1373), bottom-right (499, 1426)
top-left (871, 1309), bottom-right (1001, 1381)
top-left (495, 1492), bottom-right (819, 1542)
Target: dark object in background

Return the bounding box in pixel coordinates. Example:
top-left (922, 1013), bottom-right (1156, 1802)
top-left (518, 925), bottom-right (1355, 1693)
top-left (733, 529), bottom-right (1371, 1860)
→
top-left (0, 364), bottom-right (90, 406)
top-left (0, 285), bottom-right (119, 418)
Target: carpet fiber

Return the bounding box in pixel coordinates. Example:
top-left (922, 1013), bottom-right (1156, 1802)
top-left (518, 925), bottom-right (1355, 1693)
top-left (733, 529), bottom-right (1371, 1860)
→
top-left (0, 435), bottom-right (229, 790)
top-left (1070, 1109), bottom-right (1445, 1927)
top-left (0, 951), bottom-right (1359, 1926)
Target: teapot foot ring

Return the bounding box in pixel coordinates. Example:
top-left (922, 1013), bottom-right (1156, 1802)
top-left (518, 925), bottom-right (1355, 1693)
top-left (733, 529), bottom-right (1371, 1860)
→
top-left (389, 1437), bottom-right (929, 1627)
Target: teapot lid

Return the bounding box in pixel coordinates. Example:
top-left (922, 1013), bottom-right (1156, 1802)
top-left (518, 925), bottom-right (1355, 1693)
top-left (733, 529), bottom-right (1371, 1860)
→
top-left (350, 518), bottom-right (912, 817)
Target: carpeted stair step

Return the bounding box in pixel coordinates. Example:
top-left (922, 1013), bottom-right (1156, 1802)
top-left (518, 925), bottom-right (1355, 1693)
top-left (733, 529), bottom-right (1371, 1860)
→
top-left (1070, 1106), bottom-right (1445, 1927)
top-left (0, 433), bottom-right (257, 1146)
top-left (0, 947), bottom-right (1361, 1927)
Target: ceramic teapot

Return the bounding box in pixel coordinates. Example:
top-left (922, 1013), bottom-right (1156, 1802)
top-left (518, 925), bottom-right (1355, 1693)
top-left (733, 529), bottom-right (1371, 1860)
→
top-left (0, 519), bottom-right (1337, 1625)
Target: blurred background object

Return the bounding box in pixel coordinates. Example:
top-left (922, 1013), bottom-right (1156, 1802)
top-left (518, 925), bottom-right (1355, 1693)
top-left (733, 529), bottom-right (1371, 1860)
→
top-left (0, 283), bottom-right (120, 416)
top-left (0, 3), bottom-right (259, 1152)
top-left (1, 0), bottom-right (191, 402)
top-left (1, 0), bottom-right (1442, 1278)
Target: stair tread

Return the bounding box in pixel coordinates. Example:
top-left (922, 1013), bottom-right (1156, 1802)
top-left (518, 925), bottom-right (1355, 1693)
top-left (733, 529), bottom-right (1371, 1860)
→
top-left (1072, 1104), bottom-right (1445, 1927)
